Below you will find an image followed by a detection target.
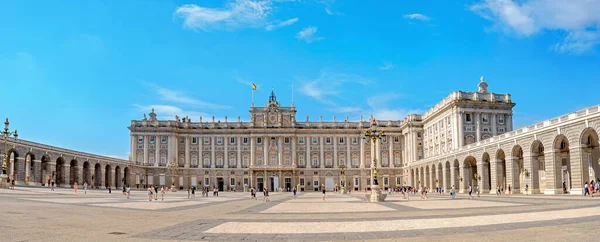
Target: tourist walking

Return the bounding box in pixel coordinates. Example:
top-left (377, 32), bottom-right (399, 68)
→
top-left (293, 187), bottom-right (297, 200)
top-left (508, 184), bottom-right (511, 195)
top-left (161, 186), bottom-right (165, 201)
top-left (84, 182), bottom-right (88, 194)
top-left (74, 182), bottom-right (78, 193)
top-left (322, 188), bottom-right (326, 201)
top-left (450, 185), bottom-right (456, 199)
top-left (108, 186), bottom-right (112, 194)
top-left (126, 185), bottom-right (131, 199)
top-left (51, 180), bottom-right (55, 191)
top-left (11, 178), bottom-right (15, 190)
top-left (191, 186), bottom-right (196, 199)
top-left (187, 187), bottom-right (191, 199)
top-left (148, 187), bottom-right (153, 201)
top-left (468, 185), bottom-right (473, 199)
top-left (584, 182), bottom-right (590, 197)
top-left (476, 186), bottom-right (480, 198)
top-left (154, 186), bottom-right (158, 200)
top-left (264, 188), bottom-right (270, 202)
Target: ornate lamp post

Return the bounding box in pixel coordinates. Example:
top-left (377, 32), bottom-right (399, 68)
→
top-left (1, 118), bottom-right (18, 187)
top-left (339, 162), bottom-right (347, 194)
top-left (168, 158), bottom-right (177, 191)
top-left (363, 116), bottom-right (387, 202)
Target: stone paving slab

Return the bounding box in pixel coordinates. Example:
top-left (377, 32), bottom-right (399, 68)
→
top-left (90, 200), bottom-right (210, 210)
top-left (260, 202), bottom-right (395, 213)
top-left (395, 199), bottom-right (526, 210)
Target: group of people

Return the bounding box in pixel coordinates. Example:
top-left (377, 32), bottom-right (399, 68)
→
top-left (584, 179), bottom-right (600, 197)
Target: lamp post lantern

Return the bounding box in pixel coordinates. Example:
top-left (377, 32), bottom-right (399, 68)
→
top-left (1, 118), bottom-right (18, 188)
top-left (339, 162), bottom-right (347, 194)
top-left (362, 116), bottom-right (387, 202)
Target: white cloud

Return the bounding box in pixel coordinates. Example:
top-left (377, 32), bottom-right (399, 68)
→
top-left (379, 62), bottom-right (395, 70)
top-left (470, 0), bottom-right (600, 54)
top-left (296, 26), bottom-right (324, 43)
top-left (266, 17), bottom-right (298, 31)
top-left (144, 83), bottom-right (230, 109)
top-left (370, 109), bottom-right (422, 121)
top-left (330, 106), bottom-right (362, 113)
top-left (365, 93), bottom-right (421, 121)
top-left (298, 71), bottom-right (369, 105)
top-left (174, 0), bottom-right (273, 31)
top-left (403, 13), bottom-right (431, 21)
top-left (325, 8), bottom-right (333, 15)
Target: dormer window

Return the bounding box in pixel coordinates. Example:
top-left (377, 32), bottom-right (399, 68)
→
top-left (204, 137), bottom-right (210, 144)
top-left (161, 136), bottom-right (167, 143)
top-left (326, 137), bottom-right (331, 144)
top-left (150, 136), bottom-right (155, 143)
top-left (312, 137), bottom-right (318, 144)
top-left (138, 136), bottom-right (143, 143)
top-left (284, 137), bottom-right (290, 143)
top-left (339, 137), bottom-right (344, 144)
top-left (192, 137), bottom-right (198, 144)
top-left (498, 115), bottom-right (504, 124)
top-left (482, 114), bottom-right (488, 123)
top-left (217, 137), bottom-right (223, 144)
top-left (299, 137), bottom-right (305, 144)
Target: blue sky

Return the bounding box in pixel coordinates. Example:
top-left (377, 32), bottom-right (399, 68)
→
top-left (1, 0), bottom-right (599, 159)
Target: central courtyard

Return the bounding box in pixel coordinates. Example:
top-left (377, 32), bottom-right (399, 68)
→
top-left (1, 187), bottom-right (599, 241)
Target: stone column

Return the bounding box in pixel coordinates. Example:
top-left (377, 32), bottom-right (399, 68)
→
top-left (33, 160), bottom-right (42, 186)
top-left (434, 166), bottom-right (440, 189)
top-left (389, 138), bottom-right (394, 168)
top-left (307, 136), bottom-right (311, 168)
top-left (320, 136), bottom-right (324, 168)
top-left (490, 158), bottom-right (498, 194)
top-left (16, 157), bottom-right (25, 183)
top-left (476, 162), bottom-right (485, 193)
top-left (346, 136), bottom-right (351, 168)
top-left (506, 157), bottom-right (517, 194)
top-left (237, 136), bottom-right (242, 168)
top-left (130, 135), bottom-right (136, 163)
top-left (523, 154), bottom-right (538, 194)
top-left (263, 137), bottom-right (268, 166)
top-left (408, 169), bottom-right (413, 187)
top-left (100, 166), bottom-right (106, 188)
top-left (224, 137), bottom-right (229, 169)
top-left (333, 136), bottom-right (338, 169)
top-left (475, 112), bottom-right (481, 142)
top-left (154, 137), bottom-right (160, 167)
top-left (291, 137), bottom-right (296, 167)
top-left (544, 150), bottom-right (562, 195)
top-left (62, 164), bottom-right (71, 188)
top-left (110, 168), bottom-right (116, 188)
top-left (360, 136), bottom-right (365, 168)
top-left (458, 111), bottom-right (464, 147)
top-left (250, 137), bottom-right (255, 167)
top-left (77, 166), bottom-right (84, 185)
top-left (185, 137), bottom-right (190, 168)
top-left (143, 135), bottom-right (149, 165)
top-left (211, 136), bottom-right (216, 169)
top-left (278, 137), bottom-right (283, 166)
top-left (459, 164), bottom-right (467, 193)
top-left (492, 114), bottom-right (497, 136)
top-left (167, 136), bottom-right (175, 166)
top-left (442, 166), bottom-right (449, 191)
top-left (507, 114), bottom-right (513, 131)
top-left (569, 146), bottom-right (586, 195)
top-left (198, 136), bottom-right (203, 168)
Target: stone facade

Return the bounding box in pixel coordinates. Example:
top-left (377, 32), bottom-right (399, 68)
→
top-left (128, 78), bottom-right (517, 192)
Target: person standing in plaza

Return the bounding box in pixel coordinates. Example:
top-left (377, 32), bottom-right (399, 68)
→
top-left (192, 186), bottom-right (196, 199)
top-left (450, 185), bottom-right (455, 199)
top-left (148, 186), bottom-right (153, 201)
top-left (187, 187), bottom-right (191, 199)
top-left (468, 185), bottom-right (473, 199)
top-left (108, 185), bottom-right (112, 194)
top-left (161, 186), bottom-right (165, 201)
top-left (11, 178), bottom-right (15, 190)
top-left (154, 185), bottom-right (158, 200)
top-left (322, 188), bottom-right (326, 201)
top-left (51, 180), bottom-right (55, 191)
top-left (476, 186), bottom-right (480, 198)
top-left (84, 182), bottom-right (88, 194)
top-left (508, 184), bottom-right (511, 195)
top-left (584, 182), bottom-right (590, 197)
top-left (126, 185), bottom-right (131, 199)
top-left (293, 187), bottom-right (297, 200)
top-left (74, 182), bottom-right (78, 193)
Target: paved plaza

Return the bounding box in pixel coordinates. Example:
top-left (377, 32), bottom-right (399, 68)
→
top-left (1, 187), bottom-right (600, 241)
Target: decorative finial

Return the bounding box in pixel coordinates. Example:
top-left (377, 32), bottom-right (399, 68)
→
top-left (480, 76), bottom-right (484, 82)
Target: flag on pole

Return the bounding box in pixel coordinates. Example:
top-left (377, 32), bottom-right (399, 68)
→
top-left (252, 83), bottom-right (257, 90)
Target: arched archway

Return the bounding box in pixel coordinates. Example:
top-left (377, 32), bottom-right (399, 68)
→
top-left (55, 157), bottom-right (65, 187)
top-left (580, 128), bottom-right (599, 188)
top-left (104, 164), bottom-right (111, 188)
top-left (40, 155), bottom-right (50, 186)
top-left (115, 166), bottom-right (121, 188)
top-left (93, 163), bottom-right (102, 188)
top-left (510, 145), bottom-right (524, 194)
top-left (25, 152), bottom-right (36, 185)
top-left (554, 135), bottom-right (570, 194)
top-left (69, 160), bottom-right (78, 187)
top-left (425, 166), bottom-right (430, 190)
top-left (444, 161), bottom-right (451, 190)
top-left (496, 149), bottom-right (507, 192)
top-left (462, 156), bottom-right (477, 192)
top-left (123, 167), bottom-right (130, 187)
top-left (83, 162), bottom-right (91, 185)
top-left (5, 149), bottom-right (19, 182)
top-left (531, 140), bottom-right (545, 194)
top-left (437, 163), bottom-right (443, 190)
top-left (452, 159), bottom-right (460, 190)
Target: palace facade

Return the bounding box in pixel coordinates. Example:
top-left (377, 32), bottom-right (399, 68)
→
top-left (128, 78), bottom-right (515, 192)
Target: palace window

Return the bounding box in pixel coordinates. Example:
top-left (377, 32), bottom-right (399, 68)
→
top-left (354, 178), bottom-right (359, 186)
top-left (298, 137), bottom-right (305, 144)
top-left (150, 136), bottom-right (155, 143)
top-left (498, 115), bottom-right (504, 124)
top-left (313, 180), bottom-right (319, 187)
top-left (242, 156), bottom-right (249, 168)
top-left (243, 137), bottom-right (249, 144)
top-left (326, 137), bottom-right (331, 144)
top-left (230, 178), bottom-right (236, 186)
top-left (384, 177), bottom-right (389, 186)
top-left (482, 114), bottom-right (489, 123)
top-left (204, 137), bottom-right (210, 144)
top-left (203, 157), bottom-right (210, 168)
top-left (204, 178), bottom-right (210, 186)
top-left (300, 178), bottom-right (305, 186)
top-left (367, 178), bottom-right (371, 186)
top-left (352, 137), bottom-right (358, 144)
top-left (396, 177), bottom-right (402, 185)
top-left (417, 132), bottom-right (422, 138)
top-left (230, 137), bottom-right (235, 144)
top-left (394, 136), bottom-right (399, 143)
top-left (312, 156), bottom-right (319, 167)
top-left (191, 155), bottom-right (198, 168)
top-left (312, 137), bottom-right (318, 144)
top-left (466, 113), bottom-right (472, 122)
top-left (382, 136), bottom-right (387, 143)
top-left (192, 137), bottom-right (197, 144)
top-left (138, 136), bottom-right (143, 143)
top-left (161, 136), bottom-right (167, 143)
top-left (284, 137), bottom-right (290, 143)
top-left (180, 138), bottom-right (185, 144)
top-left (217, 137), bottom-right (223, 145)
top-left (498, 128), bottom-right (505, 133)
top-left (244, 178), bottom-right (249, 185)
top-left (339, 137), bottom-right (344, 144)
top-left (257, 137), bottom-right (262, 144)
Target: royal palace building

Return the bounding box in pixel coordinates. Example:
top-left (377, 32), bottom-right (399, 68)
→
top-left (128, 78), bottom-right (516, 192)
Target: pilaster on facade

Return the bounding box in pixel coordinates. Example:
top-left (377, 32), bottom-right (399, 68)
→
top-left (359, 137), bottom-right (365, 168)
top-left (143, 135), bottom-right (148, 165)
top-left (224, 137), bottom-right (228, 169)
top-left (475, 112), bottom-right (481, 142)
top-left (250, 137), bottom-right (255, 167)
top-left (333, 136), bottom-right (338, 169)
top-left (320, 136), bottom-right (324, 169)
top-left (211, 136), bottom-right (216, 169)
top-left (184, 137), bottom-right (190, 168)
top-left (306, 136), bottom-right (311, 168)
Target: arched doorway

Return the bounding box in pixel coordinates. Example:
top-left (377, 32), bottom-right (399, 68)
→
top-left (425, 166), bottom-right (430, 189)
top-left (93, 163), bottom-right (102, 188)
top-left (531, 141), bottom-right (545, 194)
top-left (511, 145), bottom-right (524, 194)
top-left (444, 161), bottom-right (451, 190)
top-left (437, 163), bottom-right (443, 190)
top-left (580, 128), bottom-right (599, 186)
top-left (6, 149), bottom-right (19, 182)
top-left (104, 164), bottom-right (111, 188)
top-left (25, 153), bottom-right (35, 185)
top-left (463, 156), bottom-right (477, 191)
top-left (83, 162), bottom-right (90, 185)
top-left (40, 155), bottom-right (50, 185)
top-left (115, 166), bottom-right (121, 188)
top-left (554, 135), bottom-right (570, 194)
top-left (56, 157), bottom-right (65, 187)
top-left (69, 160), bottom-right (78, 187)
top-left (496, 149), bottom-right (507, 191)
top-left (123, 167), bottom-right (130, 187)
